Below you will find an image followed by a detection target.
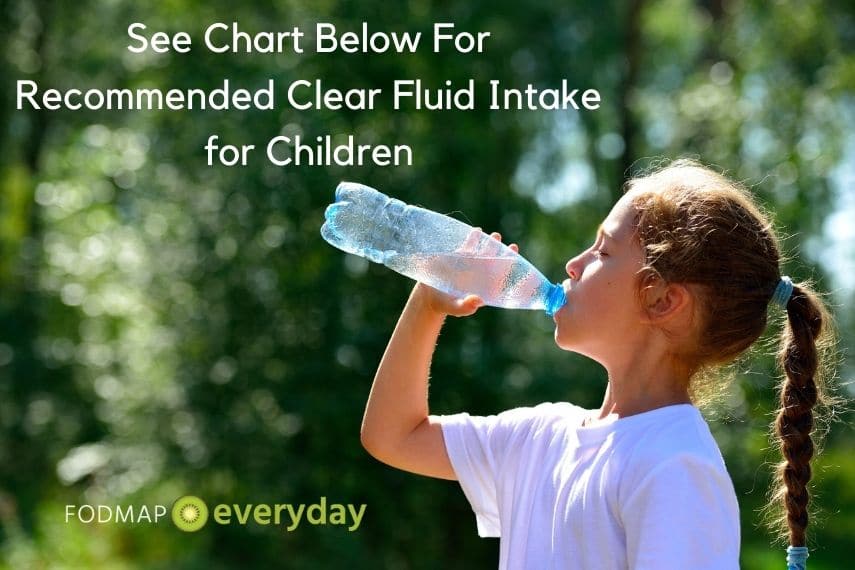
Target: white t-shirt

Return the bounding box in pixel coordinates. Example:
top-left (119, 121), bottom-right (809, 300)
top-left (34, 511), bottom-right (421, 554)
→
top-left (437, 402), bottom-right (740, 569)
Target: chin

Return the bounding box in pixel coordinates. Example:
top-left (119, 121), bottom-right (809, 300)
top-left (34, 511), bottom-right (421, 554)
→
top-left (553, 328), bottom-right (576, 352)
top-left (553, 309), bottom-right (577, 346)
top-left (554, 328), bottom-right (599, 360)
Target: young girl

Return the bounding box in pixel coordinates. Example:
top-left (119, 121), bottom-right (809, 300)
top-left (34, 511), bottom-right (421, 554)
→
top-left (359, 158), bottom-right (835, 569)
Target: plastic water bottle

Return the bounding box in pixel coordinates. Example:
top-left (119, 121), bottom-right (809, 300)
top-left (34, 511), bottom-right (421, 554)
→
top-left (320, 182), bottom-right (567, 316)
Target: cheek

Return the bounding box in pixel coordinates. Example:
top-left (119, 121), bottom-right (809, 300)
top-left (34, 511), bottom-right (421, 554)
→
top-left (584, 277), bottom-right (615, 306)
top-left (582, 277), bottom-right (637, 324)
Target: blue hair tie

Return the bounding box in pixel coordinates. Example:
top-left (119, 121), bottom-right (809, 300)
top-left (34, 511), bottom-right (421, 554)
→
top-left (786, 545), bottom-right (809, 570)
top-left (771, 276), bottom-right (794, 308)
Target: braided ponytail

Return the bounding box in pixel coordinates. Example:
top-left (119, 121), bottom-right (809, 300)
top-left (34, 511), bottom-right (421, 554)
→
top-left (770, 281), bottom-right (838, 552)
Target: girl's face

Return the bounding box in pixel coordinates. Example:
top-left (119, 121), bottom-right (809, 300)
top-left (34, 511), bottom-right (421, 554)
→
top-left (553, 191), bottom-right (647, 359)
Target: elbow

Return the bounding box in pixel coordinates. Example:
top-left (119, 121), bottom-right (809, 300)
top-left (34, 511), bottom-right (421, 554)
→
top-left (360, 429), bottom-right (377, 456)
top-left (360, 425), bottom-right (388, 461)
top-left (361, 417), bottom-right (428, 468)
top-left (361, 432), bottom-right (396, 467)
top-left (360, 419), bottom-right (409, 466)
top-left (359, 416), bottom-right (429, 467)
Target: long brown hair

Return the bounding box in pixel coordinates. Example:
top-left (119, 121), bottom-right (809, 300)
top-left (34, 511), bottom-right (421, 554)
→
top-left (624, 158), bottom-right (838, 547)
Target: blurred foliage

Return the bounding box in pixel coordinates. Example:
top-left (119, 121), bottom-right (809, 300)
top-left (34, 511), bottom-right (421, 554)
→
top-left (1, 0), bottom-right (853, 568)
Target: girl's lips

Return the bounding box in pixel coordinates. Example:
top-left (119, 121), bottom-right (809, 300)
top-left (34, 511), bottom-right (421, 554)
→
top-left (553, 289), bottom-right (570, 323)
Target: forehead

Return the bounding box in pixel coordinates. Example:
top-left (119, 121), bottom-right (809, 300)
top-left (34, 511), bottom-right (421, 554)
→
top-left (600, 191), bottom-right (640, 240)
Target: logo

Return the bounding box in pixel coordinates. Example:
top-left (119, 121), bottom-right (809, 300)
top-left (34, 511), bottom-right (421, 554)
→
top-left (171, 495), bottom-right (209, 532)
top-left (65, 495), bottom-right (365, 532)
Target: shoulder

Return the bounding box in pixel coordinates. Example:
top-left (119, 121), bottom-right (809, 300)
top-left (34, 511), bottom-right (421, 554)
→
top-left (500, 400), bottom-right (587, 427)
top-left (439, 401), bottom-right (587, 435)
top-left (616, 406), bottom-right (734, 500)
top-left (624, 405), bottom-right (725, 467)
top-left (433, 401), bottom-right (588, 503)
top-left (436, 401), bottom-right (588, 456)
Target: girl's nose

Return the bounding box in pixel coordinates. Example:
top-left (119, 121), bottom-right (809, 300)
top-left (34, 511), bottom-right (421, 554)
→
top-left (566, 256), bottom-right (582, 280)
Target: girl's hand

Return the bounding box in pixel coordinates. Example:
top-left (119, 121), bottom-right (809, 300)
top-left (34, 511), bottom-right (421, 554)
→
top-left (412, 231), bottom-right (519, 317)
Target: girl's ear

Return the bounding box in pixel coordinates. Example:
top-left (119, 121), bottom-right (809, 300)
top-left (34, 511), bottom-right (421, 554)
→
top-left (640, 276), bottom-right (693, 324)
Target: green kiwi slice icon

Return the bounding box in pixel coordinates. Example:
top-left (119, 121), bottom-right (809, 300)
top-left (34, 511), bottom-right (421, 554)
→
top-left (172, 495), bottom-right (208, 531)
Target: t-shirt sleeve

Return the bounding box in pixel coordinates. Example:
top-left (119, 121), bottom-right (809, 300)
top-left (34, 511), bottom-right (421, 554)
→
top-left (620, 453), bottom-right (741, 569)
top-left (435, 405), bottom-right (553, 538)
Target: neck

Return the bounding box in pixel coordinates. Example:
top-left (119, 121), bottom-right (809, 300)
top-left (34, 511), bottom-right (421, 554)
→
top-left (591, 346), bottom-right (693, 421)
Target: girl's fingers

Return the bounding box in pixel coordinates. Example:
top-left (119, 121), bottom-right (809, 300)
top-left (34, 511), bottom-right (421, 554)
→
top-left (464, 294), bottom-right (483, 306)
top-left (489, 232), bottom-right (517, 251)
top-left (464, 229), bottom-right (516, 257)
top-left (457, 294), bottom-right (484, 313)
top-left (490, 231), bottom-right (519, 254)
top-left (460, 227), bottom-right (482, 253)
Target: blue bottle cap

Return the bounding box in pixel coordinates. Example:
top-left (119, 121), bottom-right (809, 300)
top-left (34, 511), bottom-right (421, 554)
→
top-left (545, 283), bottom-right (567, 317)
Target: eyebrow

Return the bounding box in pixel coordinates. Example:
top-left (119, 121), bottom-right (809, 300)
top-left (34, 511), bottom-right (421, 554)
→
top-left (596, 224), bottom-right (615, 242)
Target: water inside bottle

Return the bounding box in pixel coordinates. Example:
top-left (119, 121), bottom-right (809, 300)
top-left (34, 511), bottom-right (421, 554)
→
top-left (384, 252), bottom-right (548, 309)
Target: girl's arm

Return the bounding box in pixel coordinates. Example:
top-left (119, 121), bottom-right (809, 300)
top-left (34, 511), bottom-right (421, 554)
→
top-left (360, 282), bottom-right (483, 480)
